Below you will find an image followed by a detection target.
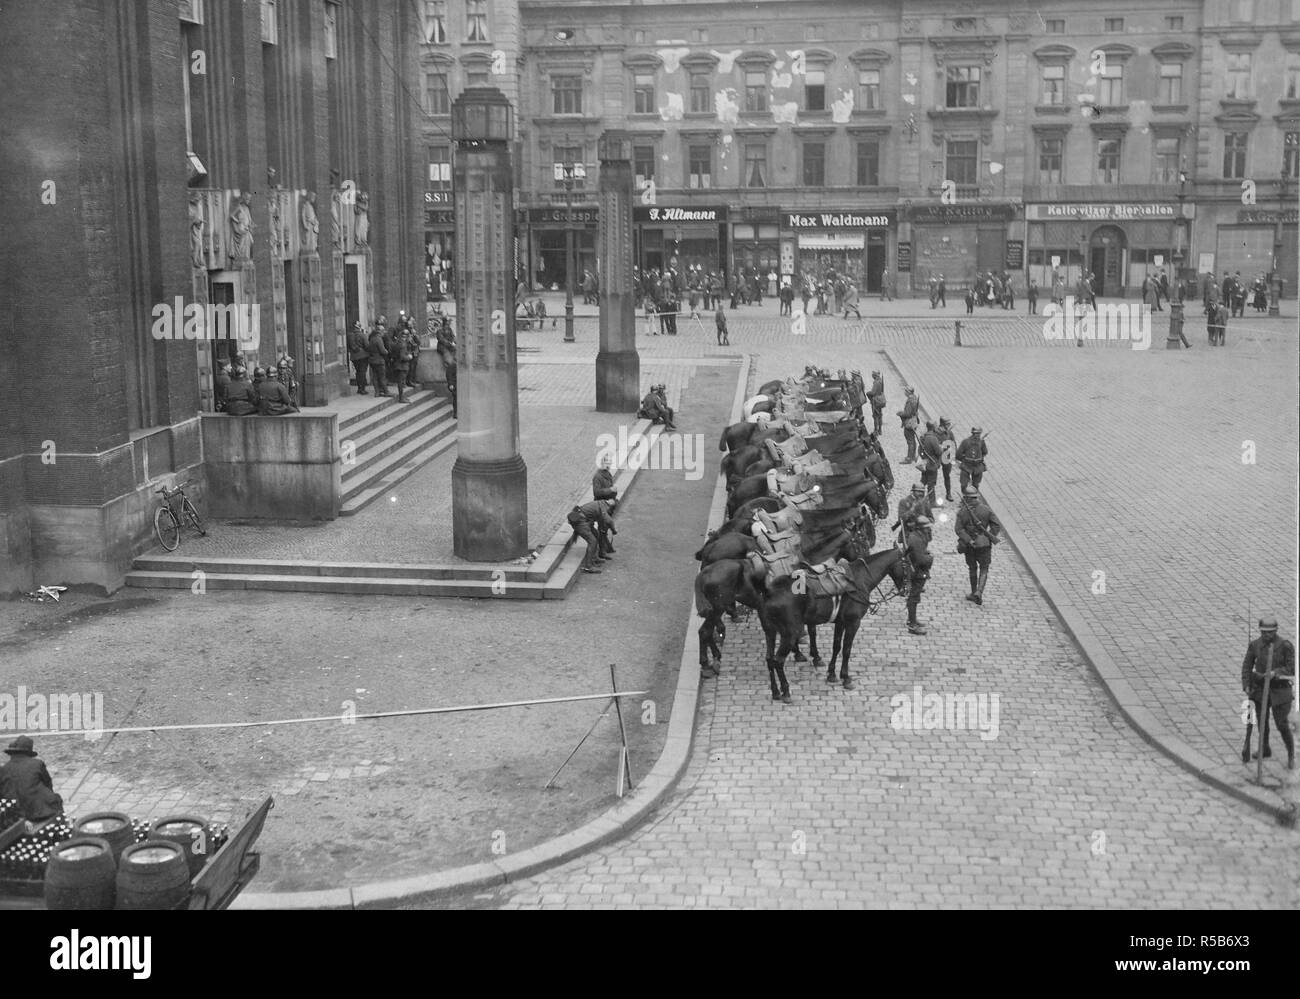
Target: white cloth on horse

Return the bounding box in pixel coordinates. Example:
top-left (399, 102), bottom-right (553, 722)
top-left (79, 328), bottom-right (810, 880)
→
top-left (743, 394), bottom-right (772, 420)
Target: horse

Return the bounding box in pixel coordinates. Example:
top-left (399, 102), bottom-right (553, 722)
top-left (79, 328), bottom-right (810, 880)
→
top-left (694, 557), bottom-right (768, 677)
top-left (761, 547), bottom-right (910, 692)
top-left (721, 443), bottom-right (766, 481)
top-left (695, 530), bottom-right (758, 566)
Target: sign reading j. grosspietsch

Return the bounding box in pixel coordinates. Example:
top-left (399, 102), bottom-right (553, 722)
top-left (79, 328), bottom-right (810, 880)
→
top-left (784, 210), bottom-right (895, 229)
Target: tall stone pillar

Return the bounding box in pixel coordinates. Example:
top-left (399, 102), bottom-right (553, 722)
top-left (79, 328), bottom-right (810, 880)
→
top-left (450, 88), bottom-right (529, 561)
top-left (595, 130), bottom-right (640, 413)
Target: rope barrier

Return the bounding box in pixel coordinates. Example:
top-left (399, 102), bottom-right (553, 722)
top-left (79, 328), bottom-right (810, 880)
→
top-left (8, 690), bottom-right (650, 740)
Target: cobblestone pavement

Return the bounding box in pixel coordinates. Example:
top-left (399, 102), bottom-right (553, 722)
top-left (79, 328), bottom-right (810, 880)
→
top-left (415, 311), bottom-right (1300, 909)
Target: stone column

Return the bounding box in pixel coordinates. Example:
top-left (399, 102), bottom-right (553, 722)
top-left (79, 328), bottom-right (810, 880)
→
top-left (595, 130), bottom-right (640, 413)
top-left (451, 88), bottom-right (528, 560)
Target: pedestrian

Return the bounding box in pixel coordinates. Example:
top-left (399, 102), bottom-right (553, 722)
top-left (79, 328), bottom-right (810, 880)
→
top-left (779, 280), bottom-right (794, 317)
top-left (929, 276), bottom-right (938, 308)
top-left (955, 485), bottom-right (1002, 606)
top-left (880, 268), bottom-right (892, 302)
top-left (1158, 269), bottom-right (1170, 308)
top-left (567, 500), bottom-right (613, 574)
top-left (348, 321), bottom-right (370, 394)
top-left (936, 416), bottom-right (956, 503)
top-left (224, 367), bottom-right (259, 415)
top-left (391, 324), bottom-right (415, 403)
top-left (404, 319), bottom-right (421, 389)
top-left (0, 736), bottom-right (64, 822)
top-left (715, 305), bottom-right (730, 346)
top-left (868, 369), bottom-right (886, 436)
top-left (902, 515), bottom-right (933, 635)
top-left (936, 275), bottom-right (946, 308)
top-left (1231, 271), bottom-right (1246, 318)
top-left (368, 322), bottom-right (390, 396)
top-left (964, 285), bottom-right (975, 315)
top-left (896, 385), bottom-right (919, 464)
top-left (1240, 617), bottom-right (1296, 768)
top-left (1027, 279), bottom-right (1038, 316)
top-left (956, 426), bottom-right (987, 492)
top-left (919, 420), bottom-right (942, 508)
top-left (842, 281), bottom-right (861, 320)
top-left (1208, 299), bottom-right (1227, 346)
top-left (1252, 274), bottom-right (1269, 312)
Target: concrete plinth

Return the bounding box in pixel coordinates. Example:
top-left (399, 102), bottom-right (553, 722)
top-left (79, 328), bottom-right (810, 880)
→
top-left (596, 347), bottom-right (641, 412)
top-left (596, 132), bottom-right (639, 412)
top-left (452, 454), bottom-right (529, 561)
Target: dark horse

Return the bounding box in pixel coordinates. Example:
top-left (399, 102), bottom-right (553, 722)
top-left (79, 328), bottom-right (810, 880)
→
top-left (694, 557), bottom-right (768, 678)
top-left (761, 547), bottom-right (910, 693)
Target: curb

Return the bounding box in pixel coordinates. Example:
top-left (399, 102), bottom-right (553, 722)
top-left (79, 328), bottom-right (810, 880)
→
top-left (233, 353), bottom-right (753, 908)
top-left (882, 349), bottom-right (1296, 827)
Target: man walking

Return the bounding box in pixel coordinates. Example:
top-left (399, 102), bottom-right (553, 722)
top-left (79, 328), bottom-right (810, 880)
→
top-left (897, 385), bottom-right (919, 464)
top-left (936, 416), bottom-right (956, 503)
top-left (1208, 299), bottom-right (1228, 347)
top-left (880, 268), bottom-right (893, 302)
top-left (902, 515), bottom-right (933, 635)
top-left (956, 426), bottom-right (988, 492)
top-left (715, 305), bottom-right (730, 346)
top-left (955, 485), bottom-right (1001, 606)
top-left (1241, 617), bottom-right (1296, 769)
top-left (1027, 279), bottom-right (1039, 316)
top-left (842, 281), bottom-right (861, 320)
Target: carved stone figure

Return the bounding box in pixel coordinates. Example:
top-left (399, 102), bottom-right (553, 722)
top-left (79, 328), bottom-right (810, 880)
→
top-left (229, 192), bottom-right (254, 264)
top-left (354, 192), bottom-right (370, 248)
top-left (330, 194), bottom-right (342, 250)
top-left (189, 193), bottom-right (206, 270)
top-left (300, 191), bottom-right (320, 253)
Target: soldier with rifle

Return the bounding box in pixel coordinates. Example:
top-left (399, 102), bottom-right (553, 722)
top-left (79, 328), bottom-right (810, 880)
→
top-left (955, 485), bottom-right (1001, 606)
top-left (1241, 617), bottom-right (1295, 770)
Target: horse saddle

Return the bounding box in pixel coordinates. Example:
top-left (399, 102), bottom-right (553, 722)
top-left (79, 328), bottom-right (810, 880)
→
top-left (767, 468), bottom-right (814, 497)
top-left (809, 411), bottom-right (851, 425)
top-left (791, 458), bottom-right (835, 478)
top-left (750, 549), bottom-right (800, 581)
top-left (766, 436), bottom-right (807, 463)
top-left (784, 486), bottom-right (823, 510)
top-left (756, 507), bottom-right (802, 534)
top-left (791, 559), bottom-right (855, 598)
top-left (754, 526), bottom-right (800, 556)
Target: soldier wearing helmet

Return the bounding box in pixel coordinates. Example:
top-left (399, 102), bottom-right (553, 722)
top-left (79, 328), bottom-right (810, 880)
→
top-left (903, 515), bottom-right (933, 636)
top-left (956, 426), bottom-right (988, 492)
top-left (955, 484), bottom-right (1001, 606)
top-left (1241, 617), bottom-right (1295, 769)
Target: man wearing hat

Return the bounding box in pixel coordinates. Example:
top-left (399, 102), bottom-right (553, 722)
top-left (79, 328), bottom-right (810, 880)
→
top-left (919, 420), bottom-right (943, 508)
top-left (223, 366), bottom-right (259, 416)
top-left (0, 736), bottom-right (64, 822)
top-left (867, 370), bottom-right (886, 436)
top-left (348, 321), bottom-right (370, 394)
top-left (1241, 618), bottom-right (1295, 768)
top-left (639, 385), bottom-right (676, 429)
top-left (567, 499), bottom-right (615, 574)
top-left (936, 417), bottom-right (957, 503)
top-left (903, 515), bottom-right (934, 635)
top-left (956, 426), bottom-right (988, 492)
top-left (955, 485), bottom-right (1001, 606)
top-left (897, 386), bottom-right (920, 464)
top-left (893, 483), bottom-right (931, 536)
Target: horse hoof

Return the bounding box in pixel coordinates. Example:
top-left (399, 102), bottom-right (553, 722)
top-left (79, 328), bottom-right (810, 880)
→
top-left (812, 659), bottom-right (825, 671)
top-left (771, 692), bottom-right (783, 701)
top-left (825, 673), bottom-right (836, 685)
top-left (793, 651), bottom-right (808, 662)
top-left (781, 693), bottom-right (793, 704)
top-left (842, 678), bottom-right (855, 690)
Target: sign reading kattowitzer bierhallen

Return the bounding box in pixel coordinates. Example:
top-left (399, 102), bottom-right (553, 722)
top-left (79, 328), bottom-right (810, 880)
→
top-left (1025, 203), bottom-right (1193, 221)
top-left (784, 209), bottom-right (895, 228)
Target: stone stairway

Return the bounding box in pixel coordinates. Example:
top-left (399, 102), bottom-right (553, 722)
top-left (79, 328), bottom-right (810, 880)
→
top-left (337, 390), bottom-right (457, 516)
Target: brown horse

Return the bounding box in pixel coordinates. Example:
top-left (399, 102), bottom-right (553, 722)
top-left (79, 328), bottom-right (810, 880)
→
top-left (694, 557), bottom-right (768, 677)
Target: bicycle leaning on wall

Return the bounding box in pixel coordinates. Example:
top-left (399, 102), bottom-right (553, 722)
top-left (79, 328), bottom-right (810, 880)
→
top-left (153, 482), bottom-right (207, 552)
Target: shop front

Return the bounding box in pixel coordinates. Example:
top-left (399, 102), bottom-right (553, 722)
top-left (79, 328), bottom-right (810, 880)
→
top-left (784, 209), bottom-right (895, 294)
top-left (906, 203), bottom-right (1017, 294)
top-left (1025, 202), bottom-right (1192, 298)
top-left (1215, 208), bottom-right (1298, 292)
top-left (424, 192), bottom-right (454, 302)
top-left (730, 209), bottom-right (783, 293)
top-left (521, 205), bottom-right (598, 293)
top-left (633, 205), bottom-right (728, 278)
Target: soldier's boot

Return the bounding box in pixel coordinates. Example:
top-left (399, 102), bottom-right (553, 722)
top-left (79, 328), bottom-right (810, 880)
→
top-left (965, 568), bottom-right (979, 601)
top-left (906, 600), bottom-right (926, 635)
top-left (973, 568), bottom-right (988, 606)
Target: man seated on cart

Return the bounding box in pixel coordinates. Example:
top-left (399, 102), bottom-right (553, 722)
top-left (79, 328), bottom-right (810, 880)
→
top-left (0, 737), bottom-right (63, 824)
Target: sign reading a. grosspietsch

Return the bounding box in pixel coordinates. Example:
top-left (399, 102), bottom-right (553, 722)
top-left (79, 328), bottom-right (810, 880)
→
top-left (784, 209), bottom-right (895, 228)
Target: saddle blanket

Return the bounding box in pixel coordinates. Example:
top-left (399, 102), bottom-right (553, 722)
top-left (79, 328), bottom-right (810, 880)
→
top-left (750, 549), bottom-right (800, 581)
top-left (790, 559), bottom-right (854, 598)
top-left (754, 526), bottom-right (801, 556)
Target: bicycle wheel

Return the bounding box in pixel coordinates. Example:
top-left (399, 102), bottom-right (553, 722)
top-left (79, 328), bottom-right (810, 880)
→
top-left (182, 498), bottom-right (206, 537)
top-left (154, 506), bottom-right (181, 551)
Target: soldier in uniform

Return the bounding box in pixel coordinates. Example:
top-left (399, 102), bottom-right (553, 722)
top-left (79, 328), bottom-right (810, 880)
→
top-left (956, 426), bottom-right (988, 492)
top-left (936, 417), bottom-right (957, 503)
top-left (955, 485), bottom-right (1001, 606)
top-left (863, 438), bottom-right (893, 494)
top-left (897, 385), bottom-right (920, 463)
top-left (893, 483), bottom-right (931, 536)
top-left (567, 499), bottom-right (614, 574)
top-left (867, 370), bottom-right (886, 436)
top-left (348, 322), bottom-right (370, 394)
top-left (592, 455), bottom-right (618, 556)
top-left (919, 420), bottom-right (943, 508)
top-left (1241, 617), bottom-right (1296, 768)
top-left (902, 515), bottom-right (933, 635)
top-left (367, 323), bottom-right (391, 397)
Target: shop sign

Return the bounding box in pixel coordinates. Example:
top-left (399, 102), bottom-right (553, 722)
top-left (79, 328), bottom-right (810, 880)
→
top-left (425, 208), bottom-right (455, 226)
top-left (1004, 239), bottom-right (1024, 270)
top-left (1026, 203), bottom-right (1184, 221)
top-left (424, 190), bottom-right (452, 205)
top-left (896, 242), bottom-right (912, 272)
top-left (907, 203), bottom-right (1017, 222)
top-left (634, 205), bottom-right (728, 223)
top-left (519, 206), bottom-right (600, 225)
top-left (784, 209), bottom-right (895, 229)
top-left (1238, 208), bottom-right (1299, 224)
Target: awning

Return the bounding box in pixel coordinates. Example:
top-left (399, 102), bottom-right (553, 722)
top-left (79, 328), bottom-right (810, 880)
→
top-left (797, 233), bottom-right (865, 250)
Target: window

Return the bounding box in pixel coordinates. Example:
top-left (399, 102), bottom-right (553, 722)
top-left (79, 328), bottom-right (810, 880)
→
top-left (1226, 53), bottom-right (1252, 100)
top-left (428, 145), bottom-right (451, 189)
top-left (552, 75), bottom-right (583, 115)
top-left (744, 143), bottom-right (767, 187)
top-left (1097, 138), bottom-right (1121, 183)
top-left (1045, 18), bottom-right (1065, 34)
top-left (1098, 62), bottom-right (1123, 105)
top-left (179, 0), bottom-right (203, 24)
top-left (324, 1), bottom-right (338, 59)
top-left (261, 0), bottom-right (277, 43)
top-left (1286, 55), bottom-right (1300, 99)
top-left (805, 24), bottom-right (822, 41)
top-left (946, 139), bottom-right (978, 186)
top-left (858, 69), bottom-right (880, 110)
top-left (745, 26), bottom-right (763, 42)
top-left (1155, 137), bottom-right (1180, 183)
top-left (634, 30), bottom-right (645, 44)
top-left (1165, 15), bottom-right (1184, 30)
top-left (804, 69), bottom-right (826, 111)
top-left (745, 71), bottom-right (767, 112)
top-left (1041, 65), bottom-right (1064, 105)
top-left (1159, 63), bottom-right (1183, 104)
top-left (856, 140), bottom-right (880, 186)
top-left (945, 66), bottom-right (981, 108)
top-left (633, 145), bottom-right (655, 188)
top-left (181, 33), bottom-right (196, 153)
top-left (1223, 133), bottom-right (1248, 178)
top-left (1104, 17), bottom-right (1124, 32)
top-left (466, 0), bottom-right (488, 41)
top-left (553, 146), bottom-right (586, 189)
top-left (802, 141), bottom-right (826, 186)
top-left (633, 72), bottom-right (656, 114)
top-left (424, 0), bottom-right (447, 43)
top-left (1038, 137), bottom-right (1063, 183)
top-left (688, 144), bottom-right (712, 188)
top-left (691, 28), bottom-right (709, 44)
top-left (426, 73), bottom-right (450, 115)
top-left (1229, 0), bottom-right (1255, 21)
top-left (862, 23), bottom-right (880, 40)
top-left (1285, 132), bottom-right (1300, 180)
top-left (690, 72), bottom-right (711, 113)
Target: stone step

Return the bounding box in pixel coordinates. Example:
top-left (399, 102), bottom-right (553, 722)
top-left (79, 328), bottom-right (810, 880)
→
top-left (339, 417), bottom-right (459, 516)
top-left (338, 388), bottom-right (441, 438)
top-left (131, 555), bottom-right (546, 583)
top-left (341, 402), bottom-right (453, 486)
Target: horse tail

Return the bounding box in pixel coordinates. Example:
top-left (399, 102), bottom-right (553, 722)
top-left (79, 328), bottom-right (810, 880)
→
top-left (694, 571), bottom-right (713, 618)
top-left (719, 426), bottom-right (729, 452)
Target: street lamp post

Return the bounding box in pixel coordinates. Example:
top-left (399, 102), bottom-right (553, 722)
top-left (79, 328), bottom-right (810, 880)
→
top-left (556, 137), bottom-right (586, 343)
top-left (1269, 171), bottom-right (1289, 317)
top-left (1167, 172), bottom-right (1188, 349)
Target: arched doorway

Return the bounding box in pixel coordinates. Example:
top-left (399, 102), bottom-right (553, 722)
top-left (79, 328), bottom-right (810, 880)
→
top-left (1088, 225), bottom-right (1128, 297)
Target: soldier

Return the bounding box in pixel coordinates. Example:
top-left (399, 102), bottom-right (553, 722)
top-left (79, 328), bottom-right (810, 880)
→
top-left (348, 321), bottom-right (370, 394)
top-left (1241, 617), bottom-right (1296, 769)
top-left (567, 499), bottom-right (614, 574)
top-left (404, 318), bottom-right (421, 389)
top-left (897, 385), bottom-right (920, 463)
top-left (936, 417), bottom-right (957, 503)
top-left (391, 324), bottom-right (416, 403)
top-left (715, 305), bottom-right (730, 346)
top-left (367, 322), bottom-right (390, 397)
top-left (864, 439), bottom-right (893, 494)
top-left (956, 426), bottom-right (988, 492)
top-left (223, 367), bottom-right (259, 416)
top-left (639, 384), bottom-right (676, 429)
top-left (919, 420), bottom-right (943, 508)
top-left (903, 515), bottom-right (933, 635)
top-left (893, 483), bottom-right (931, 536)
top-left (955, 485), bottom-right (1001, 606)
top-left (592, 452), bottom-right (619, 552)
top-left (868, 370), bottom-right (886, 435)
top-left (257, 369), bottom-right (298, 415)
top-left (214, 361), bottom-right (232, 411)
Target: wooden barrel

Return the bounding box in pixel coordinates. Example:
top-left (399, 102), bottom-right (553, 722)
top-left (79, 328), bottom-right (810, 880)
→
top-left (115, 841), bottom-right (191, 910)
top-left (44, 836), bottom-right (116, 910)
top-left (73, 812), bottom-right (133, 862)
top-left (148, 814), bottom-right (210, 878)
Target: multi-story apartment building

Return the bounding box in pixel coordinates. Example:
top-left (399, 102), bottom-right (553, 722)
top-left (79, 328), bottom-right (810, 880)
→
top-left (417, 0), bottom-right (1298, 298)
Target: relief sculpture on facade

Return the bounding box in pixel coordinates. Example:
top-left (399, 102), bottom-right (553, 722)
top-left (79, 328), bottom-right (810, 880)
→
top-left (229, 191), bottom-right (255, 265)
